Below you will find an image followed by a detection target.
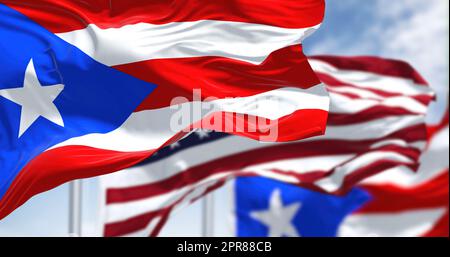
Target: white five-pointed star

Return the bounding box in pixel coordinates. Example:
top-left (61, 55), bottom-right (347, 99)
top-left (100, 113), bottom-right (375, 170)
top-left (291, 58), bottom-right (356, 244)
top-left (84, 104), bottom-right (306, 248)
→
top-left (250, 189), bottom-right (301, 237)
top-left (194, 129), bottom-right (211, 139)
top-left (170, 141), bottom-right (181, 149)
top-left (0, 59), bottom-right (64, 138)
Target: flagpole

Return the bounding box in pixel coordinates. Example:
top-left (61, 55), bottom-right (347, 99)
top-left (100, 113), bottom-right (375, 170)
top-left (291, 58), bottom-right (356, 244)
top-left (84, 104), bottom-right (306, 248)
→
top-left (68, 180), bottom-right (82, 237)
top-left (202, 193), bottom-right (214, 237)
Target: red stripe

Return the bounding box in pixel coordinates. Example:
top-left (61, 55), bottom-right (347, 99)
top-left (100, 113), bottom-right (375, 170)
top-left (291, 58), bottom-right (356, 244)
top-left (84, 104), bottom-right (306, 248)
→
top-left (106, 131), bottom-right (425, 203)
top-left (241, 143), bottom-right (422, 191)
top-left (104, 203), bottom-right (170, 237)
top-left (0, 146), bottom-right (154, 220)
top-left (104, 178), bottom-right (227, 237)
top-left (111, 45), bottom-right (320, 110)
top-left (326, 88), bottom-right (431, 108)
top-left (327, 88), bottom-right (365, 100)
top-left (148, 178), bottom-right (228, 237)
top-left (273, 159), bottom-right (420, 196)
top-left (311, 56), bottom-right (429, 85)
top-left (356, 171), bottom-right (449, 213)
top-left (333, 160), bottom-right (420, 196)
top-left (317, 72), bottom-right (434, 105)
top-left (318, 72), bottom-right (412, 98)
top-left (422, 210), bottom-right (449, 237)
top-left (3, 0), bottom-right (325, 33)
top-left (328, 106), bottom-right (420, 125)
top-left (192, 109), bottom-right (328, 143)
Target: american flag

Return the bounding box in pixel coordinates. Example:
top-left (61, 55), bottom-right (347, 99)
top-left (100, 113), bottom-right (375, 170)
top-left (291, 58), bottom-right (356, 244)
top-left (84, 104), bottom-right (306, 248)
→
top-left (99, 56), bottom-right (435, 236)
top-left (0, 0), bottom-right (328, 219)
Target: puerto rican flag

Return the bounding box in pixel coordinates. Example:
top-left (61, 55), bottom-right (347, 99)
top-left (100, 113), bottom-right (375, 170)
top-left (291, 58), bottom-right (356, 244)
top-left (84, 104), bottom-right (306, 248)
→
top-left (0, 1), bottom-right (328, 220)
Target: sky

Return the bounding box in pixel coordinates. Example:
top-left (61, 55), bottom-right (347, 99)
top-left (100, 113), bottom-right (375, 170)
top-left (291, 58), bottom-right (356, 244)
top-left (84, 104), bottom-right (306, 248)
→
top-left (0, 0), bottom-right (448, 236)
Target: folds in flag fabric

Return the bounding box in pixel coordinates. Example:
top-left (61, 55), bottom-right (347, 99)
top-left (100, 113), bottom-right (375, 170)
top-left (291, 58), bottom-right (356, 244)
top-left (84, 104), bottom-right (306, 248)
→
top-left (0, 0), bottom-right (327, 220)
top-left (99, 56), bottom-right (435, 237)
top-left (339, 114), bottom-right (449, 237)
top-left (233, 105), bottom-right (448, 237)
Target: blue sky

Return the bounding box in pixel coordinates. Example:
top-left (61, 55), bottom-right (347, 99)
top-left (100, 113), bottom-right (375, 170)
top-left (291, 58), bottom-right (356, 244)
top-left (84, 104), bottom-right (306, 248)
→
top-left (0, 0), bottom-right (448, 236)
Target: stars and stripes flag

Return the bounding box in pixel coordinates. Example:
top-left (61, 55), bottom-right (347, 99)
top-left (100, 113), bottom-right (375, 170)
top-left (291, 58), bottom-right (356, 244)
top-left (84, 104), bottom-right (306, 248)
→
top-left (232, 104), bottom-right (448, 237)
top-left (99, 56), bottom-right (435, 237)
top-left (0, 0), bottom-right (328, 219)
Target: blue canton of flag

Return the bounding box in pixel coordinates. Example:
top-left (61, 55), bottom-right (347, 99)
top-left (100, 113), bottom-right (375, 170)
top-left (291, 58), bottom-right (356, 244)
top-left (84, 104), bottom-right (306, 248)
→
top-left (234, 177), bottom-right (371, 237)
top-left (0, 4), bottom-right (156, 200)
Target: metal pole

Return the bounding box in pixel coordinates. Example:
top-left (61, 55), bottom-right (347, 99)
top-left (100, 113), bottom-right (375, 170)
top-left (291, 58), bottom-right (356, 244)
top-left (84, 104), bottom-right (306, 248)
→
top-left (202, 193), bottom-right (214, 237)
top-left (68, 180), bottom-right (82, 237)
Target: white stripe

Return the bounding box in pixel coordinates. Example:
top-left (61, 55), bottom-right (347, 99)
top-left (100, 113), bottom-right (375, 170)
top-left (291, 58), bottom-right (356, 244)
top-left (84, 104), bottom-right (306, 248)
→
top-left (338, 208), bottom-right (446, 237)
top-left (328, 86), bottom-right (393, 100)
top-left (370, 139), bottom-right (425, 150)
top-left (50, 86), bottom-right (329, 152)
top-left (240, 155), bottom-right (354, 174)
top-left (361, 126), bottom-right (449, 186)
top-left (315, 151), bottom-right (416, 192)
top-left (330, 93), bottom-right (428, 114)
top-left (309, 59), bottom-right (432, 96)
top-left (119, 177), bottom-right (236, 237)
top-left (121, 216), bottom-right (162, 237)
top-left (104, 172), bottom-right (232, 223)
top-left (57, 21), bottom-right (319, 66)
top-left (104, 182), bottom-right (200, 224)
top-left (318, 115), bottom-right (423, 141)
